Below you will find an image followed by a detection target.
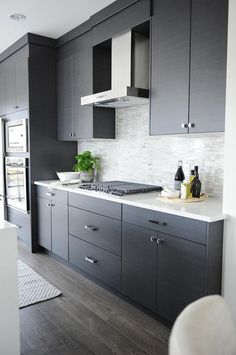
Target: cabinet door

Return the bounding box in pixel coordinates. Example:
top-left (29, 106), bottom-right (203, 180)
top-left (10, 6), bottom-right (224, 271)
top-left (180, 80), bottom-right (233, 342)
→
top-left (72, 33), bottom-right (93, 139)
top-left (52, 202), bottom-right (68, 261)
top-left (150, 0), bottom-right (190, 135)
top-left (157, 233), bottom-right (206, 321)
top-left (15, 56), bottom-right (29, 111)
top-left (0, 65), bottom-right (5, 115)
top-left (122, 222), bottom-right (157, 312)
top-left (37, 197), bottom-right (51, 250)
top-left (57, 55), bottom-right (74, 140)
top-left (4, 60), bottom-right (16, 115)
top-left (189, 0), bottom-right (228, 133)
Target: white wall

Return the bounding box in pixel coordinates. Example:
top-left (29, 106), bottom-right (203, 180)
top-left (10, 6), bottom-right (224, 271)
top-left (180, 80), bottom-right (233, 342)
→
top-left (222, 0), bottom-right (236, 324)
top-left (79, 105), bottom-right (224, 196)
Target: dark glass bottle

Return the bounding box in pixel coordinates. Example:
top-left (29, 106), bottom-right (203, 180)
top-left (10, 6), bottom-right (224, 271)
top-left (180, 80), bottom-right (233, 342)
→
top-left (174, 160), bottom-right (185, 191)
top-left (191, 166), bottom-right (202, 198)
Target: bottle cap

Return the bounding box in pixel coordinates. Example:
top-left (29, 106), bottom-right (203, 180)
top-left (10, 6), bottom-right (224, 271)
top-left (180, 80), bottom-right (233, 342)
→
top-left (194, 166), bottom-right (199, 173)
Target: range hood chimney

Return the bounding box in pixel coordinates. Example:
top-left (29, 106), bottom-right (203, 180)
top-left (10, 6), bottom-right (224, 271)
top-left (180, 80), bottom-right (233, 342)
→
top-left (81, 26), bottom-right (149, 108)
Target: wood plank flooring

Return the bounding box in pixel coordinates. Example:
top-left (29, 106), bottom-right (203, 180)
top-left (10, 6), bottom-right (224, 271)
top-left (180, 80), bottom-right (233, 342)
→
top-left (19, 244), bottom-right (170, 355)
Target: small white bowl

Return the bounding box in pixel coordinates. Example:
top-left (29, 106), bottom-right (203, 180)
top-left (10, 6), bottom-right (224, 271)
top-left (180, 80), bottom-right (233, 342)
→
top-left (56, 171), bottom-right (80, 182)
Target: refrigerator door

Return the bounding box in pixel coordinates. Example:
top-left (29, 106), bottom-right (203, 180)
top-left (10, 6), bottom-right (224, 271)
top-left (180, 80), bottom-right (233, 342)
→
top-left (0, 118), bottom-right (5, 219)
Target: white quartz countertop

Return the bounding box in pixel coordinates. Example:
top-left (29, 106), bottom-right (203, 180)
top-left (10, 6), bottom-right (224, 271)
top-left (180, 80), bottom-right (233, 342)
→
top-left (34, 180), bottom-right (226, 223)
top-left (0, 219), bottom-right (17, 231)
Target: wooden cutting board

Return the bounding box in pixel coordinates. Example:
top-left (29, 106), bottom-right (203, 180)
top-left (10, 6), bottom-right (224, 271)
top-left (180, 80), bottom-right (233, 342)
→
top-left (159, 193), bottom-right (208, 203)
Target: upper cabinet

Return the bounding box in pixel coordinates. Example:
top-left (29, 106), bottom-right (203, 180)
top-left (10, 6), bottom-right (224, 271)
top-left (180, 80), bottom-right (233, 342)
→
top-left (57, 31), bottom-right (115, 141)
top-left (189, 0), bottom-right (228, 133)
top-left (150, 0), bottom-right (228, 135)
top-left (0, 46), bottom-right (29, 116)
top-left (91, 0), bottom-right (151, 45)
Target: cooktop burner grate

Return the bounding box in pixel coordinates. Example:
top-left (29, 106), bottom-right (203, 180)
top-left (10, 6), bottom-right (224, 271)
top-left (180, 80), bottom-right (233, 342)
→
top-left (78, 181), bottom-right (162, 196)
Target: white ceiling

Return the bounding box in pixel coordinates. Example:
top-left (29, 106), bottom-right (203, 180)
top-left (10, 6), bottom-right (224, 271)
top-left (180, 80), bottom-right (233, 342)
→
top-left (0, 0), bottom-right (116, 53)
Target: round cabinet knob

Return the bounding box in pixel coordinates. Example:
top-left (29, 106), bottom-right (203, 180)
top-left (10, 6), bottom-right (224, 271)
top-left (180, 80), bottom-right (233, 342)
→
top-left (156, 237), bottom-right (164, 245)
top-left (181, 123), bottom-right (188, 129)
top-left (150, 236), bottom-right (157, 243)
top-left (188, 122), bottom-right (195, 128)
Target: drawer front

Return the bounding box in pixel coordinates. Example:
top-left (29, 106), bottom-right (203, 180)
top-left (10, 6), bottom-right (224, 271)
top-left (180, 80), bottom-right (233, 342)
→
top-left (37, 186), bottom-right (67, 204)
top-left (69, 207), bottom-right (121, 255)
top-left (69, 192), bottom-right (121, 220)
top-left (69, 235), bottom-right (121, 291)
top-left (123, 205), bottom-right (207, 244)
top-left (7, 207), bottom-right (31, 244)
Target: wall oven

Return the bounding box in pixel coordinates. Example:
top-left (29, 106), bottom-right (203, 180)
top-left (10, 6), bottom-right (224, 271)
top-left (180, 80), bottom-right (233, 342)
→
top-left (5, 119), bottom-right (28, 153)
top-left (5, 157), bottom-right (28, 212)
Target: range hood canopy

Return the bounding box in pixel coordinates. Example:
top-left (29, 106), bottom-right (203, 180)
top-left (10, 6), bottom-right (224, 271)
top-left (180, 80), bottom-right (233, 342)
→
top-left (81, 27), bottom-right (150, 108)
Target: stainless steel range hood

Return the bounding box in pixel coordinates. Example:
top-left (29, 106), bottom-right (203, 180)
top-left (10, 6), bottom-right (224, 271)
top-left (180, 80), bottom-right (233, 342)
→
top-left (81, 30), bottom-right (149, 108)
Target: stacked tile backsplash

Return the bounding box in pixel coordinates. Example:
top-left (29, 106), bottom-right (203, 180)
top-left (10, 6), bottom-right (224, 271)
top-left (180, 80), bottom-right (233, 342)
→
top-left (78, 105), bottom-right (224, 196)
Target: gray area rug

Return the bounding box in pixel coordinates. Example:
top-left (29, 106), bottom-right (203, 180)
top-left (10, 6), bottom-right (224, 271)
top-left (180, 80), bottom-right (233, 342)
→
top-left (18, 260), bottom-right (61, 308)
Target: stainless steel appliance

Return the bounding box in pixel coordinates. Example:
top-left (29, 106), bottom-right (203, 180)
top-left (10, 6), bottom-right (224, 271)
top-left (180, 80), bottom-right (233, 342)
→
top-left (5, 157), bottom-right (28, 212)
top-left (81, 29), bottom-right (149, 108)
top-left (78, 181), bottom-right (162, 196)
top-left (5, 119), bottom-right (28, 153)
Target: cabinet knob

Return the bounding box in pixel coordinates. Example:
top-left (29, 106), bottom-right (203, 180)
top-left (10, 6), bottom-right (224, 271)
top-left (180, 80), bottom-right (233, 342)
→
top-left (188, 122), bottom-right (195, 128)
top-left (47, 203), bottom-right (51, 207)
top-left (156, 237), bottom-right (164, 245)
top-left (150, 236), bottom-right (157, 243)
top-left (51, 203), bottom-right (55, 207)
top-left (181, 123), bottom-right (188, 129)
top-left (46, 192), bottom-right (55, 197)
top-left (70, 133), bottom-right (73, 137)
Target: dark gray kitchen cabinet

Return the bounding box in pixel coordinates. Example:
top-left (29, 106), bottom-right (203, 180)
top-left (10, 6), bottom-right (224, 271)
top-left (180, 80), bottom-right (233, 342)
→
top-left (3, 47), bottom-right (29, 115)
top-left (37, 195), bottom-right (68, 260)
top-left (189, 0), bottom-right (228, 133)
top-left (157, 233), bottom-right (205, 322)
top-left (122, 222), bottom-right (157, 312)
top-left (150, 0), bottom-right (190, 135)
top-left (57, 31), bottom-right (115, 140)
top-left (150, 0), bottom-right (228, 135)
top-left (37, 197), bottom-right (51, 251)
top-left (91, 0), bottom-right (151, 45)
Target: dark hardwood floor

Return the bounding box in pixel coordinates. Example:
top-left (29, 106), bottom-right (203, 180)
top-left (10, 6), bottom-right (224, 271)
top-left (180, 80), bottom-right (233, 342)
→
top-left (19, 243), bottom-right (169, 355)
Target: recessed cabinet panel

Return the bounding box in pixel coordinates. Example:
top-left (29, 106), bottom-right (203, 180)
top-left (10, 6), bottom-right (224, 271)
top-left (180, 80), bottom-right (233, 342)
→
top-left (122, 222), bottom-right (157, 312)
top-left (157, 233), bottom-right (206, 321)
top-left (52, 202), bottom-right (68, 261)
top-left (57, 56), bottom-right (74, 140)
top-left (189, 0), bottom-right (228, 133)
top-left (37, 197), bottom-right (51, 250)
top-left (150, 0), bottom-right (190, 135)
top-left (15, 56), bottom-right (29, 112)
top-left (0, 65), bottom-right (5, 115)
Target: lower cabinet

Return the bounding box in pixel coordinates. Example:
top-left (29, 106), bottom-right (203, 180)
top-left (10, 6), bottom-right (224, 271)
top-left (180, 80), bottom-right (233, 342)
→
top-left (122, 222), bottom-right (206, 321)
top-left (69, 235), bottom-right (121, 291)
top-left (7, 207), bottom-right (31, 245)
top-left (37, 196), bottom-right (68, 261)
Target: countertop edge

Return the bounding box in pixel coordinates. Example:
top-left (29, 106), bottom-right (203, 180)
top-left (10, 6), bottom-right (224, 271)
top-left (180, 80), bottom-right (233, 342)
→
top-left (34, 181), bottom-right (227, 223)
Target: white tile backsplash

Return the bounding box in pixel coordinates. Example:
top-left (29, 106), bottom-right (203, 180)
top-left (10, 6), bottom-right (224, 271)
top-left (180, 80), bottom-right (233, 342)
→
top-left (78, 105), bottom-right (224, 196)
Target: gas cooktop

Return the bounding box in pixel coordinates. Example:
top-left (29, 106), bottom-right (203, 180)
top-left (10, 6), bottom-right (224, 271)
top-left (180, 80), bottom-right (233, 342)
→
top-left (78, 181), bottom-right (162, 196)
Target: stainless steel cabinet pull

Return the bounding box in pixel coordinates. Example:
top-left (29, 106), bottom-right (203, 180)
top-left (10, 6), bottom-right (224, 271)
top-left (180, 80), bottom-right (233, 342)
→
top-left (156, 238), bottom-right (164, 245)
top-left (181, 123), bottom-right (188, 128)
top-left (85, 256), bottom-right (97, 264)
top-left (150, 236), bottom-right (157, 243)
top-left (85, 225), bottom-right (98, 231)
top-left (46, 192), bottom-right (55, 196)
top-left (188, 122), bottom-right (195, 128)
top-left (15, 224), bottom-right (22, 229)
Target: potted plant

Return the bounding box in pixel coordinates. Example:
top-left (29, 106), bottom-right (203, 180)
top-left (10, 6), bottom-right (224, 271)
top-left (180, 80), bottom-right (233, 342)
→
top-left (72, 151), bottom-right (99, 182)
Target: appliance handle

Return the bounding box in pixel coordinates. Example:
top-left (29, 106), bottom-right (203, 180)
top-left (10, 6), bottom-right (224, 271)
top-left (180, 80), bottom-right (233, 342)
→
top-left (5, 164), bottom-right (28, 168)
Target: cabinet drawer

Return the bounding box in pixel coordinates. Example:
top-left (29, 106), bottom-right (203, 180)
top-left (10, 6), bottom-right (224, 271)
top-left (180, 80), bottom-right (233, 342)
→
top-left (123, 205), bottom-right (207, 244)
top-left (69, 192), bottom-right (121, 220)
top-left (7, 208), bottom-right (31, 244)
top-left (37, 186), bottom-right (67, 204)
top-left (69, 207), bottom-right (121, 255)
top-left (69, 235), bottom-right (121, 291)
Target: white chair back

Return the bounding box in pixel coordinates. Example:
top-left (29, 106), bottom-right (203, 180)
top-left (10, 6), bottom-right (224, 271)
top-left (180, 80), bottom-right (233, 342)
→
top-left (169, 295), bottom-right (236, 355)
